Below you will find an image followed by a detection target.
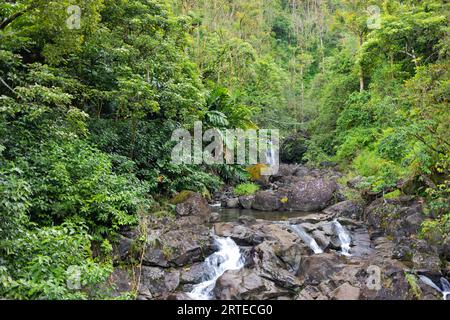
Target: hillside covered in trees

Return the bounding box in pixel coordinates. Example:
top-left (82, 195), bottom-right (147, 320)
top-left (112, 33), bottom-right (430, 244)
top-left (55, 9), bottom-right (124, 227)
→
top-left (0, 0), bottom-right (448, 300)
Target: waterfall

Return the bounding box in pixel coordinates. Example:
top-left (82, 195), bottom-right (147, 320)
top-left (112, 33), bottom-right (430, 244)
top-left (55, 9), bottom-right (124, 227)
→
top-left (188, 237), bottom-right (244, 300)
top-left (266, 140), bottom-right (276, 167)
top-left (332, 220), bottom-right (352, 256)
top-left (419, 275), bottom-right (450, 300)
top-left (290, 225), bottom-right (323, 254)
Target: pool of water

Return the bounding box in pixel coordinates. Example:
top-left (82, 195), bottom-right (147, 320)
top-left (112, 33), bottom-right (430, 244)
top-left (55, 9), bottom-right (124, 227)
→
top-left (213, 207), bottom-right (313, 222)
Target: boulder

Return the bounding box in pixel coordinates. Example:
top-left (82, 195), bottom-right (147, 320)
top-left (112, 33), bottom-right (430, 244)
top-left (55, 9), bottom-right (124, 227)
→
top-left (252, 241), bottom-right (303, 291)
top-left (209, 212), bottom-right (221, 223)
top-left (180, 263), bottom-right (209, 285)
top-left (312, 230), bottom-right (330, 249)
top-left (143, 225), bottom-right (214, 267)
top-left (214, 222), bottom-right (265, 246)
top-left (412, 252), bottom-right (442, 275)
top-left (214, 269), bottom-right (292, 300)
top-left (252, 191), bottom-right (281, 211)
top-left (139, 267), bottom-right (173, 298)
top-left (226, 197), bottom-right (240, 209)
top-left (298, 253), bottom-right (345, 285)
top-left (175, 192), bottom-right (211, 221)
top-left (283, 178), bottom-right (338, 212)
top-left (239, 196), bottom-right (255, 210)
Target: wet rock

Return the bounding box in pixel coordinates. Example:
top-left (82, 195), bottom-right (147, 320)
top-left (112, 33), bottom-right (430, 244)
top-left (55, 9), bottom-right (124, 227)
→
top-left (226, 198), bottom-right (240, 209)
top-left (209, 212), bottom-right (221, 223)
top-left (214, 269), bottom-right (292, 300)
top-left (214, 222), bottom-right (265, 246)
top-left (324, 201), bottom-right (364, 220)
top-left (239, 196), bottom-right (255, 210)
top-left (330, 283), bottom-right (360, 300)
top-left (289, 213), bottom-right (331, 225)
top-left (238, 215), bottom-right (256, 225)
top-left (312, 230), bottom-right (330, 249)
top-left (299, 222), bottom-right (317, 232)
top-left (180, 263), bottom-right (209, 285)
top-left (253, 241), bottom-right (302, 291)
top-left (252, 191), bottom-right (281, 211)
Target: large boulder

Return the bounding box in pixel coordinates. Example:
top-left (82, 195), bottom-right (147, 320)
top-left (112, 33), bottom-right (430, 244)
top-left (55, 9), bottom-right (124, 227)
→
top-left (252, 241), bottom-right (303, 291)
top-left (298, 253), bottom-right (345, 285)
top-left (239, 195), bottom-right (255, 210)
top-left (143, 225), bottom-right (214, 267)
top-left (226, 197), bottom-right (240, 209)
top-left (282, 178), bottom-right (338, 212)
top-left (214, 222), bottom-right (265, 246)
top-left (252, 191), bottom-right (281, 211)
top-left (138, 267), bottom-right (180, 299)
top-left (214, 269), bottom-right (291, 300)
top-left (175, 192), bottom-right (211, 221)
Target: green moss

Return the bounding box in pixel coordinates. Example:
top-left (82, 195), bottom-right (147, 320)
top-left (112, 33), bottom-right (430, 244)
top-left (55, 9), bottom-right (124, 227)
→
top-left (162, 245), bottom-right (173, 259)
top-left (170, 190), bottom-right (194, 205)
top-left (384, 190), bottom-right (402, 199)
top-left (405, 273), bottom-right (422, 300)
top-left (233, 183), bottom-right (260, 196)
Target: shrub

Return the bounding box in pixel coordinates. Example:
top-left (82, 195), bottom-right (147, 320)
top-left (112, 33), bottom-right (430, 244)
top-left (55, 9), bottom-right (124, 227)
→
top-left (25, 139), bottom-right (152, 238)
top-left (233, 183), bottom-right (260, 196)
top-left (0, 223), bottom-right (112, 300)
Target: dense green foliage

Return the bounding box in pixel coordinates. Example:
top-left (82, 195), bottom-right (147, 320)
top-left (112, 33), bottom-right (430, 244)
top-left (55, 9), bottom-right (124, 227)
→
top-left (233, 183), bottom-right (260, 197)
top-left (0, 0), bottom-right (448, 299)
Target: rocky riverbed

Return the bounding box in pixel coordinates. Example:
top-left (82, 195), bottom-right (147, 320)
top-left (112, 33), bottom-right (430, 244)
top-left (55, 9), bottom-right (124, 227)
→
top-left (113, 164), bottom-right (449, 300)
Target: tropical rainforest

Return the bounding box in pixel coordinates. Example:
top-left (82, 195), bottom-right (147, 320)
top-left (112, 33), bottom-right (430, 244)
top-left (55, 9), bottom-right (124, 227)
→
top-left (0, 0), bottom-right (448, 300)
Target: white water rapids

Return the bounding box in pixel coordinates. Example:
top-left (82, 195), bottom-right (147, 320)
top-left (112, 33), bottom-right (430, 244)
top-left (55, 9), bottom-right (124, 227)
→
top-left (419, 275), bottom-right (450, 300)
top-left (332, 220), bottom-right (352, 256)
top-left (290, 224), bottom-right (324, 254)
top-left (188, 237), bottom-right (244, 300)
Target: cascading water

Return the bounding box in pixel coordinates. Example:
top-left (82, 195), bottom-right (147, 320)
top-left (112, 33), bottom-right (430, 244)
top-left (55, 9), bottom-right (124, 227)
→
top-left (188, 237), bottom-right (244, 300)
top-left (419, 275), bottom-right (450, 300)
top-left (290, 224), bottom-right (323, 254)
top-left (332, 220), bottom-right (352, 256)
top-left (266, 140), bottom-right (276, 167)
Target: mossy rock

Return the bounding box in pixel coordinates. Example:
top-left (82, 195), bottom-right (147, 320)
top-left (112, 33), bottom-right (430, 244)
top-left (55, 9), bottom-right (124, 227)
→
top-left (170, 190), bottom-right (194, 205)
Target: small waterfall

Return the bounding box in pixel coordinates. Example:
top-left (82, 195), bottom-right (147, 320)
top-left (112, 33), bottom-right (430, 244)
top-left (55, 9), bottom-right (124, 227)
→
top-left (290, 225), bottom-right (323, 254)
top-left (332, 220), bottom-right (352, 256)
top-left (188, 237), bottom-right (244, 300)
top-left (266, 140), bottom-right (276, 167)
top-left (419, 275), bottom-right (450, 300)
